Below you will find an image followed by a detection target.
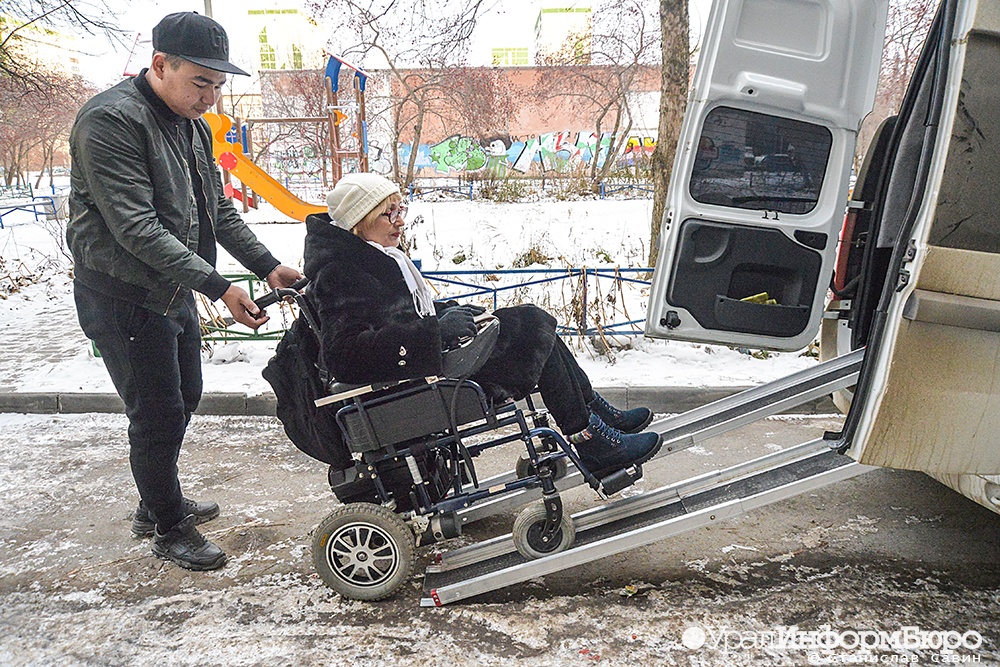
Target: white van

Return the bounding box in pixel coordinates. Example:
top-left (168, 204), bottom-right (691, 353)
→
top-left (646, 0), bottom-right (1000, 514)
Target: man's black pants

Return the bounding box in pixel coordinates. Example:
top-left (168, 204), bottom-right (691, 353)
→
top-left (74, 281), bottom-right (202, 532)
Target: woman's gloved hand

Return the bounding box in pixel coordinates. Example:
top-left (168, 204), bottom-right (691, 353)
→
top-left (455, 304), bottom-right (487, 316)
top-left (438, 307), bottom-right (478, 348)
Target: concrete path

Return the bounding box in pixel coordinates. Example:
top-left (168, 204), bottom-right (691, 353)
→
top-left (1, 413), bottom-right (997, 666)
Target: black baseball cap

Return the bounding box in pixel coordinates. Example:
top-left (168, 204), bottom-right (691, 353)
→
top-left (151, 12), bottom-right (250, 76)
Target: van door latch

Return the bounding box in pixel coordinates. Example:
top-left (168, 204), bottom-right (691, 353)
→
top-left (896, 269), bottom-right (911, 291)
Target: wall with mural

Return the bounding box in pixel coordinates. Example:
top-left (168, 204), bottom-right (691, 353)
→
top-left (259, 64), bottom-right (663, 179)
top-left (400, 131), bottom-right (657, 176)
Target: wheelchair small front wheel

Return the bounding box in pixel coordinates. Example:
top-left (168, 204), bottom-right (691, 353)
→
top-left (312, 503), bottom-right (414, 601)
top-left (512, 501), bottom-right (575, 560)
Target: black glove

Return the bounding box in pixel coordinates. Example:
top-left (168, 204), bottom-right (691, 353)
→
top-left (438, 307), bottom-right (477, 349)
top-left (455, 304), bottom-right (487, 316)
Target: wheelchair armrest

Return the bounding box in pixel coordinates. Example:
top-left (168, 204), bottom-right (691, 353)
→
top-left (441, 317), bottom-right (499, 378)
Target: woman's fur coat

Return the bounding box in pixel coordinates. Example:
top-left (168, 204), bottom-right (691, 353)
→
top-left (303, 213), bottom-right (557, 402)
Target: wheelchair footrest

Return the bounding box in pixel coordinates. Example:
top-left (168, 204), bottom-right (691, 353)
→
top-left (599, 465), bottom-right (643, 496)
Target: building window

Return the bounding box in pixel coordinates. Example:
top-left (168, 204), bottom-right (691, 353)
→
top-left (292, 44), bottom-right (303, 69)
top-left (491, 47), bottom-right (529, 66)
top-left (259, 28), bottom-right (276, 70)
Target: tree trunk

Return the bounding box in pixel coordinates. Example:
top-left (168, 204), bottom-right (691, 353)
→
top-left (589, 104), bottom-right (610, 183)
top-left (403, 102), bottom-right (425, 189)
top-left (391, 100), bottom-right (402, 181)
top-left (648, 0), bottom-right (690, 267)
top-left (595, 108), bottom-right (633, 186)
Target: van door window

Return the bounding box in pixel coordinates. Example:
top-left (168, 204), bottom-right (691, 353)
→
top-left (690, 107), bottom-right (833, 215)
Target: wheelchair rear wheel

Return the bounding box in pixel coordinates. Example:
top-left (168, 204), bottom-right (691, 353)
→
top-left (312, 503), bottom-right (415, 601)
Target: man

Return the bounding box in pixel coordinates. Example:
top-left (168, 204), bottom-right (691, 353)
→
top-left (67, 12), bottom-right (301, 571)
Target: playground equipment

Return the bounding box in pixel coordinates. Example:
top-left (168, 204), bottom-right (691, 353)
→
top-left (207, 54), bottom-right (371, 221)
top-left (0, 185), bottom-right (60, 229)
top-left (324, 53), bottom-right (370, 179)
top-left (205, 112), bottom-right (325, 222)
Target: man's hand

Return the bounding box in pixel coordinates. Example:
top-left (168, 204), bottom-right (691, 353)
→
top-left (266, 265), bottom-right (304, 290)
top-left (221, 284), bottom-right (269, 330)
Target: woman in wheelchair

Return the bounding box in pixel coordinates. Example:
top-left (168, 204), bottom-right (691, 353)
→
top-left (302, 173), bottom-right (662, 476)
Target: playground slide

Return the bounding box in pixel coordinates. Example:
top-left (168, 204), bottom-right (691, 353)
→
top-left (204, 113), bottom-right (325, 222)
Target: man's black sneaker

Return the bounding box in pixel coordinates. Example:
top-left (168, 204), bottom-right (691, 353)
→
top-left (151, 514), bottom-right (227, 571)
top-left (131, 498), bottom-right (220, 538)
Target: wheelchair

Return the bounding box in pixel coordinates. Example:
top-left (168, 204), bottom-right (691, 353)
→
top-left (259, 282), bottom-right (646, 600)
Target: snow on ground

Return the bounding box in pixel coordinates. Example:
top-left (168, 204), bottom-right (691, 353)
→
top-left (3, 412), bottom-right (1000, 667)
top-left (0, 198), bottom-right (818, 395)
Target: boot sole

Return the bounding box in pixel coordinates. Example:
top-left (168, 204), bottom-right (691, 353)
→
top-left (131, 507), bottom-right (221, 538)
top-left (151, 547), bottom-right (228, 571)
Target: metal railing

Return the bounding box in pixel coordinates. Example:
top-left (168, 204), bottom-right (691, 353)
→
top-left (199, 274), bottom-right (291, 342)
top-left (201, 268), bottom-right (653, 342)
top-left (599, 181), bottom-right (653, 199)
top-left (407, 181), bottom-right (474, 201)
top-left (422, 267), bottom-right (652, 337)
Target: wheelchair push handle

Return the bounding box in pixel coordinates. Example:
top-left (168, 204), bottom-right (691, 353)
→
top-left (254, 277), bottom-right (310, 310)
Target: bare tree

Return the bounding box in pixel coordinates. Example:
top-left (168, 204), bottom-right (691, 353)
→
top-left (31, 73), bottom-right (94, 187)
top-left (535, 0), bottom-right (660, 188)
top-left (447, 67), bottom-right (515, 140)
top-left (880, 0), bottom-right (937, 113)
top-left (389, 69), bottom-right (466, 184)
top-left (0, 1), bottom-right (122, 88)
top-left (0, 67), bottom-right (94, 187)
top-left (307, 0), bottom-right (489, 186)
top-left (648, 0), bottom-right (689, 267)
top-left (259, 69), bottom-right (333, 187)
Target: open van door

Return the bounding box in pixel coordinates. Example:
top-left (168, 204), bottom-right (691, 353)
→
top-left (645, 0), bottom-right (889, 351)
top-left (830, 0), bottom-right (1000, 484)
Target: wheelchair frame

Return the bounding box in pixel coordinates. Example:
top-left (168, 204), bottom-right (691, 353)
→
top-left (261, 284), bottom-right (644, 600)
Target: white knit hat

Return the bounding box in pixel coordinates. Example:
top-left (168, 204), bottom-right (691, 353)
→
top-left (326, 173), bottom-right (401, 230)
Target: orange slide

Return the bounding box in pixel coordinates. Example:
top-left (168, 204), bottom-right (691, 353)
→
top-left (204, 113), bottom-right (325, 222)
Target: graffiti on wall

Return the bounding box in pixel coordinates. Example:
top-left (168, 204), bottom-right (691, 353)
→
top-left (271, 144), bottom-right (324, 177)
top-left (399, 131), bottom-right (657, 175)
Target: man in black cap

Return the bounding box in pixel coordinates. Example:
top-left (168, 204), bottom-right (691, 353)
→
top-left (67, 12), bottom-right (302, 571)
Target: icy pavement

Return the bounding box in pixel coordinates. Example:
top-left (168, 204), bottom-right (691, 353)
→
top-left (1, 413), bottom-right (999, 666)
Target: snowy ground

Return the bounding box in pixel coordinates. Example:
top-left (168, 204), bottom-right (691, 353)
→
top-left (4, 200), bottom-right (1000, 666)
top-left (2, 412), bottom-right (999, 666)
top-left (0, 199), bottom-right (818, 396)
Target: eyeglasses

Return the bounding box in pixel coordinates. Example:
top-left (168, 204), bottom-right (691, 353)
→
top-left (381, 203), bottom-right (408, 224)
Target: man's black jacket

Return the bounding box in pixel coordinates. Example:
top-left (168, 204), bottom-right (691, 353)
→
top-left (67, 70), bottom-right (278, 315)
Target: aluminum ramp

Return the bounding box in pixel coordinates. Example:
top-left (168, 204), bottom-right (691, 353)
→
top-left (456, 348), bottom-right (864, 525)
top-left (422, 439), bottom-right (873, 606)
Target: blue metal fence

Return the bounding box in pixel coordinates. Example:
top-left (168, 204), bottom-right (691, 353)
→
top-left (422, 267), bottom-right (652, 336)
top-left (205, 267), bottom-right (652, 342)
top-left (407, 181), bottom-right (474, 201)
top-left (402, 179), bottom-right (652, 202)
top-left (599, 182), bottom-right (654, 199)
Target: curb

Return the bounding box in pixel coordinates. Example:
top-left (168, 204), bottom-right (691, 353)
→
top-left (0, 387), bottom-right (839, 417)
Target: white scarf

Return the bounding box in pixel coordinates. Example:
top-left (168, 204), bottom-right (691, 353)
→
top-left (367, 242), bottom-right (436, 317)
